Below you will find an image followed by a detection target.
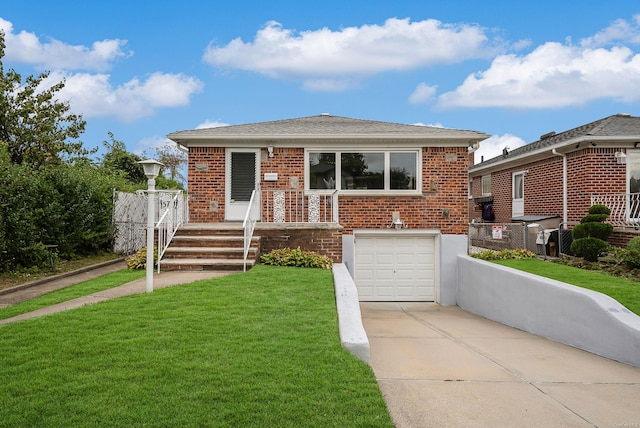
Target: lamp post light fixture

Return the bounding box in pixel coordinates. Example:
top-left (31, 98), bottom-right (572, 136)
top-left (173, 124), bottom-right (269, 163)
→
top-left (138, 159), bottom-right (164, 293)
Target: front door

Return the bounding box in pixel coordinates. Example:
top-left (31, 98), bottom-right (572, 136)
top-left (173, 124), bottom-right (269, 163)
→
top-left (512, 171), bottom-right (525, 218)
top-left (226, 149), bottom-right (260, 221)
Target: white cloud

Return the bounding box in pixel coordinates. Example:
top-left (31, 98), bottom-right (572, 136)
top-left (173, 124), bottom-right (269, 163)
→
top-left (196, 120), bottom-right (230, 129)
top-left (0, 18), bottom-right (131, 71)
top-left (580, 14), bottom-right (640, 48)
top-left (133, 136), bottom-right (168, 156)
top-left (47, 71), bottom-right (204, 122)
top-left (474, 134), bottom-right (526, 164)
top-left (413, 121), bottom-right (444, 128)
top-left (438, 16), bottom-right (640, 109)
top-left (0, 18), bottom-right (203, 122)
top-left (303, 78), bottom-right (356, 92)
top-left (409, 82), bottom-right (437, 104)
top-left (203, 18), bottom-right (498, 90)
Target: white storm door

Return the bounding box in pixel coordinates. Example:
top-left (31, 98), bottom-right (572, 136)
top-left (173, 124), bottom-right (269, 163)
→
top-left (512, 171), bottom-right (525, 218)
top-left (226, 149), bottom-right (260, 221)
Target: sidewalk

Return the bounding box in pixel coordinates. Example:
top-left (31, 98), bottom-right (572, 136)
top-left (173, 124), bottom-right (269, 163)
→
top-left (0, 264), bottom-right (232, 325)
top-left (361, 302), bottom-right (640, 428)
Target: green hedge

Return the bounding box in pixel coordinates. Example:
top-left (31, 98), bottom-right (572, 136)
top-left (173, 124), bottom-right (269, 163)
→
top-left (0, 151), bottom-right (134, 271)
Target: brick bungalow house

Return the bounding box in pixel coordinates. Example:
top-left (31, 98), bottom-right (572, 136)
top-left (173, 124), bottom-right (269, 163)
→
top-left (167, 114), bottom-right (488, 303)
top-left (469, 113), bottom-right (640, 249)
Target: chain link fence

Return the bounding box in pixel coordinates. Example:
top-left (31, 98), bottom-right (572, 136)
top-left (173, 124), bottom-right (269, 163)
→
top-left (469, 221), bottom-right (573, 257)
top-left (468, 222), bottom-right (528, 254)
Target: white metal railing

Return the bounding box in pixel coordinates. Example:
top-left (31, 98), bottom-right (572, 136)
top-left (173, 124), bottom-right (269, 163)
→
top-left (242, 190), bottom-right (260, 272)
top-left (591, 193), bottom-right (640, 228)
top-left (241, 189), bottom-right (339, 271)
top-left (155, 190), bottom-right (187, 272)
top-left (262, 189), bottom-right (339, 223)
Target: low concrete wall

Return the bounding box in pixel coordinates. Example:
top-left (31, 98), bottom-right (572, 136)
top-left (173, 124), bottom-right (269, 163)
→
top-left (457, 255), bottom-right (640, 367)
top-left (332, 263), bottom-right (369, 363)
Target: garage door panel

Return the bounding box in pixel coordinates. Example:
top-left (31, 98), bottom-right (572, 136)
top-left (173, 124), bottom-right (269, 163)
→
top-left (355, 234), bottom-right (436, 302)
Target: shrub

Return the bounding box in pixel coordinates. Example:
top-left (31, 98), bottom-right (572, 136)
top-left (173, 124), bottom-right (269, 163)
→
top-left (126, 247), bottom-right (158, 270)
top-left (260, 247), bottom-right (333, 269)
top-left (588, 204), bottom-right (611, 215)
top-left (0, 146), bottom-right (135, 271)
top-left (624, 237), bottom-right (640, 268)
top-left (571, 222), bottom-right (614, 240)
top-left (580, 214), bottom-right (610, 223)
top-left (472, 248), bottom-right (537, 261)
top-left (570, 237), bottom-right (610, 262)
top-left (570, 204), bottom-right (612, 263)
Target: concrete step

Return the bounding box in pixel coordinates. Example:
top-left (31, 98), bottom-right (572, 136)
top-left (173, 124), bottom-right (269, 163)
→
top-left (159, 258), bottom-right (255, 271)
top-left (169, 235), bottom-right (258, 248)
top-left (163, 246), bottom-right (258, 260)
top-left (174, 223), bottom-right (244, 236)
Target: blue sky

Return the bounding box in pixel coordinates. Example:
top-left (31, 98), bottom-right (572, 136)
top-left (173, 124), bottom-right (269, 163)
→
top-left (2, 0), bottom-right (640, 166)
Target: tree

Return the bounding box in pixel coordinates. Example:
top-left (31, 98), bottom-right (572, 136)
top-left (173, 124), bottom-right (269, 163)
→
top-left (101, 131), bottom-right (146, 183)
top-left (155, 143), bottom-right (187, 186)
top-left (0, 31), bottom-right (89, 166)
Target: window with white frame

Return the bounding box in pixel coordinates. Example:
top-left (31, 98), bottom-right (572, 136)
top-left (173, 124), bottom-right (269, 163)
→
top-left (481, 175), bottom-right (491, 195)
top-left (307, 150), bottom-right (419, 192)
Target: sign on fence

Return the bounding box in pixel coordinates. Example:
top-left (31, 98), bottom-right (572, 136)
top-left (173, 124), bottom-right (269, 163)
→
top-left (492, 225), bottom-right (503, 239)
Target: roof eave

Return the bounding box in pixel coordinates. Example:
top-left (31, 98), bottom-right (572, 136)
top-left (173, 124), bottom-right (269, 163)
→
top-left (168, 133), bottom-right (489, 148)
top-left (469, 135), bottom-right (640, 176)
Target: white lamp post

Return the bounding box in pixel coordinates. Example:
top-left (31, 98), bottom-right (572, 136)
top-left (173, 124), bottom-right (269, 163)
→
top-left (138, 159), bottom-right (164, 293)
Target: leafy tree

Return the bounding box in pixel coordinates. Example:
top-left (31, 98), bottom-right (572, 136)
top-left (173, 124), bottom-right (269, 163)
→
top-left (155, 143), bottom-right (187, 186)
top-left (101, 131), bottom-right (146, 183)
top-left (0, 31), bottom-right (89, 166)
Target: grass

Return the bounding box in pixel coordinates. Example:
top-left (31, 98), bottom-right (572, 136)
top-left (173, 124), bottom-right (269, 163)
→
top-left (494, 258), bottom-right (640, 316)
top-left (0, 269), bottom-right (145, 321)
top-left (0, 265), bottom-right (393, 427)
top-left (0, 252), bottom-right (123, 291)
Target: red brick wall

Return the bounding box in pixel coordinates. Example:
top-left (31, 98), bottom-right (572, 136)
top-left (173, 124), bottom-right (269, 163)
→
top-left (260, 147), bottom-right (305, 192)
top-left (567, 148), bottom-right (626, 222)
top-left (188, 146), bottom-right (470, 235)
top-left (256, 226), bottom-right (343, 262)
top-left (187, 147), bottom-right (226, 222)
top-left (470, 148), bottom-right (627, 224)
top-left (609, 230), bottom-right (640, 248)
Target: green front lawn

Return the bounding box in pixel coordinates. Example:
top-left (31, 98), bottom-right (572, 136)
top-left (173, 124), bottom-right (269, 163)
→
top-left (0, 269), bottom-right (145, 320)
top-left (494, 259), bottom-right (640, 316)
top-left (0, 265), bottom-right (393, 427)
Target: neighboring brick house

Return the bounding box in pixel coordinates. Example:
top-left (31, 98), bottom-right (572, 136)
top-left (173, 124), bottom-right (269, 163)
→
top-left (168, 114), bottom-right (488, 303)
top-left (469, 113), bottom-right (640, 248)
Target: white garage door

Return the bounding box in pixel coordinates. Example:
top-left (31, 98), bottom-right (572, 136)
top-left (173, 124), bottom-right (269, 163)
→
top-left (354, 233), bottom-right (436, 302)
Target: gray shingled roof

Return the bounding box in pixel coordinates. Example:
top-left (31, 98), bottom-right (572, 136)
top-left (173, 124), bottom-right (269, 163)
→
top-left (167, 114), bottom-right (489, 142)
top-left (470, 113), bottom-right (640, 171)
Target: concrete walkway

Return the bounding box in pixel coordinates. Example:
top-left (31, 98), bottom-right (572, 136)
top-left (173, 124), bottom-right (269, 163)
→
top-left (361, 302), bottom-right (640, 428)
top-left (0, 265), bottom-right (232, 324)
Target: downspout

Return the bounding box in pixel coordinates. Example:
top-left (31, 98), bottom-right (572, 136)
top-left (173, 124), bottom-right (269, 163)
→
top-left (552, 149), bottom-right (568, 224)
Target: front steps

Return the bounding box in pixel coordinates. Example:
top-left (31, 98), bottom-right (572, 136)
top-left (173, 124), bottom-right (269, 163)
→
top-left (160, 223), bottom-right (260, 272)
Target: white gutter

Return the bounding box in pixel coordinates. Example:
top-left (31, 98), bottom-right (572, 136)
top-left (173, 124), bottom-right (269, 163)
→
top-left (552, 149), bottom-right (568, 224)
top-left (175, 142), bottom-right (188, 153)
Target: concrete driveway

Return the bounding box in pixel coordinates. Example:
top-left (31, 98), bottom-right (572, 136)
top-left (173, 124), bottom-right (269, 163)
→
top-left (361, 302), bottom-right (640, 428)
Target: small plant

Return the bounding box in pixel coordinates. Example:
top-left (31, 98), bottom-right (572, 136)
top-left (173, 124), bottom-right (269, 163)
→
top-left (126, 246), bottom-right (158, 270)
top-left (260, 247), bottom-right (333, 269)
top-left (472, 248), bottom-right (537, 261)
top-left (620, 237), bottom-right (640, 268)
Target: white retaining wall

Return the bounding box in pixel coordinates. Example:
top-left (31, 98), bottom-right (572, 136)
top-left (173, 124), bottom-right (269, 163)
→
top-left (456, 255), bottom-right (640, 367)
